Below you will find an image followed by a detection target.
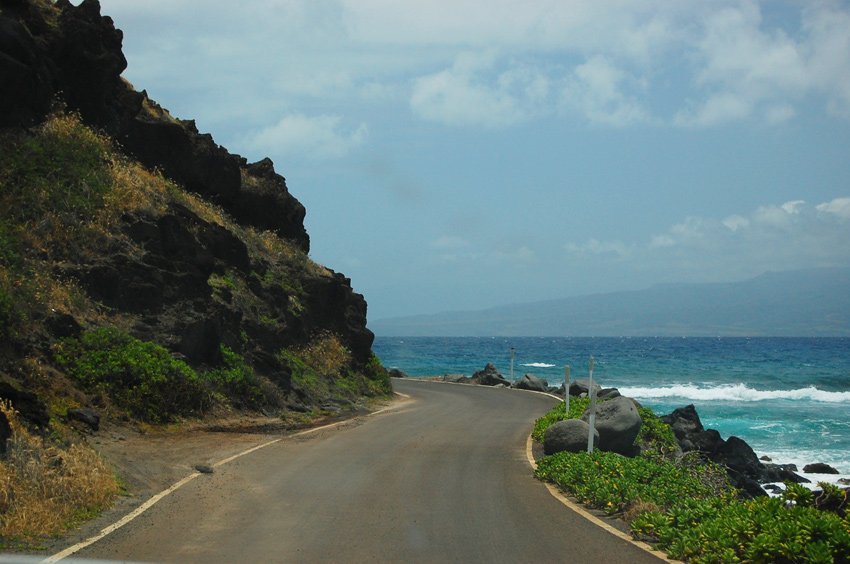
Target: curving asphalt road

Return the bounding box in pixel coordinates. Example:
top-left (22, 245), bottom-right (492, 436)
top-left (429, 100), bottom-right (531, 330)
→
top-left (73, 379), bottom-right (662, 563)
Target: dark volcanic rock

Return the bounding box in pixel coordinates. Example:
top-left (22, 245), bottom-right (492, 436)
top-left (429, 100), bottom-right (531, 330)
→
top-left (544, 419), bottom-right (597, 455)
top-left (661, 404), bottom-right (704, 441)
top-left (514, 374), bottom-right (549, 392)
top-left (597, 387), bottom-right (621, 400)
top-left (581, 396), bottom-right (642, 456)
top-left (569, 378), bottom-right (601, 397)
top-left (0, 382), bottom-right (49, 428)
top-left (470, 363), bottom-right (511, 387)
top-left (803, 462), bottom-right (840, 474)
top-left (67, 408), bottom-right (100, 431)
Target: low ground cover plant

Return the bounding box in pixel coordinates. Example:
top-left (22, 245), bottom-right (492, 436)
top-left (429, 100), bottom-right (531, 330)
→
top-left (533, 401), bottom-right (850, 562)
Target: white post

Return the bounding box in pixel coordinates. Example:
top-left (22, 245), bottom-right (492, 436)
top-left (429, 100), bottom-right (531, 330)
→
top-left (564, 365), bottom-right (571, 415)
top-left (510, 347), bottom-right (515, 382)
top-left (586, 356), bottom-right (596, 454)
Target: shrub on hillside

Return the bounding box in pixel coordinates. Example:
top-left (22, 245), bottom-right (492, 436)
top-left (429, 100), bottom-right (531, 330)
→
top-left (54, 327), bottom-right (208, 423)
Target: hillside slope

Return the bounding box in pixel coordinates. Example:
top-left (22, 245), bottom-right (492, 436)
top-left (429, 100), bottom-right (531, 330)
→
top-left (0, 0), bottom-right (389, 435)
top-left (370, 268), bottom-right (850, 336)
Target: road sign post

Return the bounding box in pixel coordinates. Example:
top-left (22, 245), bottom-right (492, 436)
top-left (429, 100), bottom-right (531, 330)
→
top-left (586, 356), bottom-right (596, 453)
top-left (564, 365), bottom-right (570, 415)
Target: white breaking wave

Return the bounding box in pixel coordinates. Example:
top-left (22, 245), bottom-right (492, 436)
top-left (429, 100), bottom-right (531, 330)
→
top-left (619, 383), bottom-right (850, 403)
top-left (521, 362), bottom-right (556, 368)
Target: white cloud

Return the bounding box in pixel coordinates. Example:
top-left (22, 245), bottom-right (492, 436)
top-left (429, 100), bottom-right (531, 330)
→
top-left (644, 197), bottom-right (850, 278)
top-left (241, 114), bottom-right (368, 160)
top-left (560, 56), bottom-right (649, 126)
top-left (722, 215), bottom-right (750, 232)
top-left (565, 238), bottom-right (630, 257)
top-left (409, 52), bottom-right (549, 127)
top-left (816, 197), bottom-right (850, 219)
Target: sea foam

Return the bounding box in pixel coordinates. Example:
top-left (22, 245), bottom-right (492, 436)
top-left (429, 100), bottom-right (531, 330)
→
top-left (619, 383), bottom-right (850, 403)
top-left (521, 362), bottom-right (556, 368)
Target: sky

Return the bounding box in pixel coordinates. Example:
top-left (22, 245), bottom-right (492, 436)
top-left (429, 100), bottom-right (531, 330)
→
top-left (96, 0), bottom-right (850, 320)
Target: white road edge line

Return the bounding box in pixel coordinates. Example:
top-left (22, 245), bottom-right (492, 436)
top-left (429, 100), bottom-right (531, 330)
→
top-left (524, 434), bottom-right (677, 563)
top-left (45, 394), bottom-right (408, 563)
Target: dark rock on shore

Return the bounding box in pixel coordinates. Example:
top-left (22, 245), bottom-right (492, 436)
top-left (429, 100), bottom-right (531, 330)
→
top-left (581, 396), bottom-right (642, 455)
top-left (388, 369), bottom-right (408, 379)
top-left (514, 374), bottom-right (549, 393)
top-left (597, 388), bottom-right (621, 400)
top-left (470, 364), bottom-right (511, 387)
top-left (803, 463), bottom-right (840, 474)
top-left (569, 378), bottom-right (601, 397)
top-left (661, 403), bottom-right (809, 496)
top-left (544, 419), bottom-right (597, 455)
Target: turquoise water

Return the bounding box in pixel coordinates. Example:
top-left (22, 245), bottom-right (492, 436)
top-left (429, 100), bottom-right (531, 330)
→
top-left (374, 337), bottom-right (850, 482)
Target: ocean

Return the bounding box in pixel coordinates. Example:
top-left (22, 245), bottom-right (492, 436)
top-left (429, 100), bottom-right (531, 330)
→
top-left (373, 336), bottom-right (850, 486)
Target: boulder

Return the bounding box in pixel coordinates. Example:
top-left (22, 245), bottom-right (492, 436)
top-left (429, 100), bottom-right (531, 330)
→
top-left (470, 364), bottom-right (510, 387)
top-left (544, 419), bottom-right (597, 455)
top-left (803, 463), bottom-right (840, 474)
top-left (569, 378), bottom-right (601, 397)
top-left (388, 369), bottom-right (407, 379)
top-left (661, 404), bottom-right (705, 441)
top-left (715, 436), bottom-right (762, 479)
top-left (762, 464), bottom-right (809, 484)
top-left (581, 396), bottom-right (642, 455)
top-left (514, 374), bottom-right (548, 393)
top-left (67, 408), bottom-right (100, 432)
top-left (597, 388), bottom-right (621, 400)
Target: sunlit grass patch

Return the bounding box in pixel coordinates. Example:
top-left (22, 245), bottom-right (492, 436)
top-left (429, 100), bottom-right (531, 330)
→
top-left (0, 400), bottom-right (118, 544)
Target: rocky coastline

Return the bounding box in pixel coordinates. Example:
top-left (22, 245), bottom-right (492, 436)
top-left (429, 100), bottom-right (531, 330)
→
top-left (400, 363), bottom-right (847, 498)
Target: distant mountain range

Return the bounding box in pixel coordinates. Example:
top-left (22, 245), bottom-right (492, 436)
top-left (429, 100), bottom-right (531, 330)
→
top-left (369, 267), bottom-right (850, 337)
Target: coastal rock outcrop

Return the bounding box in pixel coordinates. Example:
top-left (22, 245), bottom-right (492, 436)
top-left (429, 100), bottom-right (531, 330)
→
top-left (514, 374), bottom-right (549, 393)
top-left (544, 419), bottom-right (597, 455)
top-left (661, 403), bottom-right (808, 496)
top-left (804, 463), bottom-right (840, 474)
top-left (470, 364), bottom-right (511, 387)
top-left (569, 378), bottom-right (601, 397)
top-left (581, 396), bottom-right (642, 455)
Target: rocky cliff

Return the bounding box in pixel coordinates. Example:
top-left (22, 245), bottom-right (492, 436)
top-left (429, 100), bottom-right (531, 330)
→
top-left (0, 0), bottom-right (386, 430)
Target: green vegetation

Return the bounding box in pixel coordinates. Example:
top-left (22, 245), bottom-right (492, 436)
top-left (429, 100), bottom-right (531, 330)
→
top-left (533, 400), bottom-right (850, 562)
top-left (277, 335), bottom-right (391, 405)
top-left (54, 327), bottom-right (208, 423)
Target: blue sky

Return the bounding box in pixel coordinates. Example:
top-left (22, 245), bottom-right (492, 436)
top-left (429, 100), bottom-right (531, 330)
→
top-left (98, 0), bottom-right (850, 320)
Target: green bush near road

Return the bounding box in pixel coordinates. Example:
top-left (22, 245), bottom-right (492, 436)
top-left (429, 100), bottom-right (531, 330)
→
top-left (533, 401), bottom-right (850, 562)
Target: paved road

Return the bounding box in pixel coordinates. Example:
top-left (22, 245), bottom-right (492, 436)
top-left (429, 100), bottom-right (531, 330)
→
top-left (76, 379), bottom-right (661, 563)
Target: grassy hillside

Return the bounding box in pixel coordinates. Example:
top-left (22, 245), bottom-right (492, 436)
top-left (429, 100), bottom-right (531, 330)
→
top-left (0, 112), bottom-right (389, 544)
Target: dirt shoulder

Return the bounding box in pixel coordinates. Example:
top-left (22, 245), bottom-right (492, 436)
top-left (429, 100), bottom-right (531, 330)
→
top-left (36, 402), bottom-right (393, 555)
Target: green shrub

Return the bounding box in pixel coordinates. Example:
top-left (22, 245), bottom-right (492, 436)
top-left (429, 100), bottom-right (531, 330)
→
top-left (536, 450), bottom-right (727, 515)
top-left (531, 397), bottom-right (589, 442)
top-left (55, 327), bottom-right (207, 423)
top-left (204, 345), bottom-right (278, 409)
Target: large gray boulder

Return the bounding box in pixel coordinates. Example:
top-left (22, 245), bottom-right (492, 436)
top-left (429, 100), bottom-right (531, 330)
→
top-left (544, 419), bottom-right (598, 455)
top-left (569, 378), bottom-right (601, 397)
top-left (514, 374), bottom-right (548, 392)
top-left (581, 396), bottom-right (642, 455)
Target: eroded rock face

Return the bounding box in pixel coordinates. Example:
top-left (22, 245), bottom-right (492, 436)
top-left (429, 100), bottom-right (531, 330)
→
top-left (514, 374), bottom-right (548, 392)
top-left (0, 0), bottom-right (374, 400)
top-left (0, 0), bottom-right (309, 249)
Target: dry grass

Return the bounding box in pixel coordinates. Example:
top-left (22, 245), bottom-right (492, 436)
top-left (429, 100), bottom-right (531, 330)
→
top-left (297, 332), bottom-right (352, 377)
top-left (0, 401), bottom-right (118, 543)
